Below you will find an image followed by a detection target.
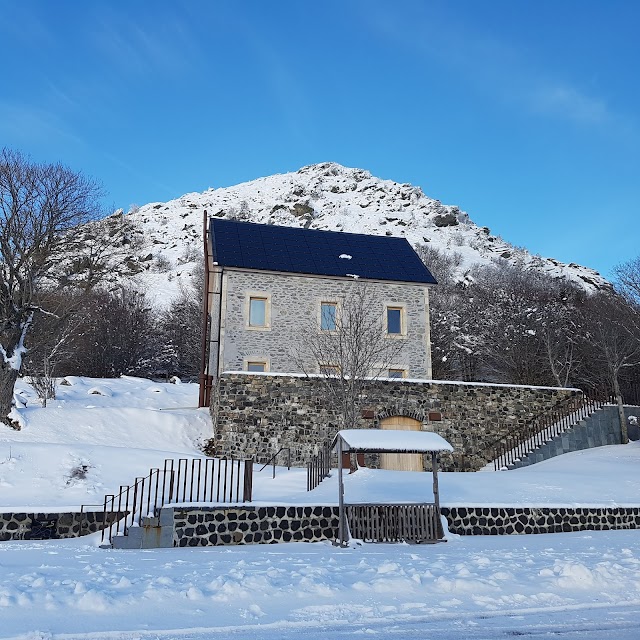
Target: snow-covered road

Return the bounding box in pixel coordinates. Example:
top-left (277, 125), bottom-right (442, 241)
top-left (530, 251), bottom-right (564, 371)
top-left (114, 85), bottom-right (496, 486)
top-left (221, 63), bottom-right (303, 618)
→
top-left (2, 529), bottom-right (640, 640)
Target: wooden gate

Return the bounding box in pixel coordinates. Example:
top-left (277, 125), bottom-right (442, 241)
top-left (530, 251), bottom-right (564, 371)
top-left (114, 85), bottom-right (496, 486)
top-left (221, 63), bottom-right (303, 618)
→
top-left (380, 416), bottom-right (424, 471)
top-left (346, 503), bottom-right (442, 542)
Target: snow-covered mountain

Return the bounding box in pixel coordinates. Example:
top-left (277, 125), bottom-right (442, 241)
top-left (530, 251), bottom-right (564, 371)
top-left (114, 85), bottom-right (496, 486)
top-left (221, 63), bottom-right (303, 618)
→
top-left (93, 162), bottom-right (607, 306)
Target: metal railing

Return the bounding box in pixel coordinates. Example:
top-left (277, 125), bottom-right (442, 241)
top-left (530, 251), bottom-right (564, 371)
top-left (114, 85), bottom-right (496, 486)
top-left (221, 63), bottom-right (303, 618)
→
top-left (307, 441), bottom-right (333, 491)
top-left (258, 447), bottom-right (291, 479)
top-left (83, 457), bottom-right (253, 544)
top-left (491, 394), bottom-right (610, 470)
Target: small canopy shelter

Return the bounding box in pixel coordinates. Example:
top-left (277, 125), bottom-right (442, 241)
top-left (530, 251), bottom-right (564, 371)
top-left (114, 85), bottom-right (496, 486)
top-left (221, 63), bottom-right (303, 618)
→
top-left (332, 429), bottom-right (454, 545)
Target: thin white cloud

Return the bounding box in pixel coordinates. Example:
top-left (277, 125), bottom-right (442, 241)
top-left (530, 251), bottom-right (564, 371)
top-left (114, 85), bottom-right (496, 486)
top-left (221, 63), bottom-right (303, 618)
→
top-left (101, 151), bottom-right (179, 202)
top-left (0, 101), bottom-right (84, 147)
top-left (91, 9), bottom-right (200, 77)
top-left (528, 84), bottom-right (609, 125)
top-left (0, 4), bottom-right (56, 46)
top-left (357, 1), bottom-right (633, 134)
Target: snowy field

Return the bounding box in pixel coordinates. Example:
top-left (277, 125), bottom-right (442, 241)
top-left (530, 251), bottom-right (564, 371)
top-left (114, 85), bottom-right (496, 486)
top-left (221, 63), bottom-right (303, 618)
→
top-left (1, 376), bottom-right (640, 639)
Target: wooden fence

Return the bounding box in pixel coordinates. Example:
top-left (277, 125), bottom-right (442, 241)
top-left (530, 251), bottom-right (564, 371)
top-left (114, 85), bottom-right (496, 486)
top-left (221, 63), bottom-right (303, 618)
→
top-left (346, 503), bottom-right (442, 543)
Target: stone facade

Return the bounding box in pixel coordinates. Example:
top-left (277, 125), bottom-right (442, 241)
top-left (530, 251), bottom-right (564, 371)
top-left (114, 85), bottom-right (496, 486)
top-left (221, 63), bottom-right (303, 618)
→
top-left (213, 269), bottom-right (432, 378)
top-left (209, 374), bottom-right (580, 471)
top-left (442, 506), bottom-right (640, 535)
top-left (0, 511), bottom-right (123, 541)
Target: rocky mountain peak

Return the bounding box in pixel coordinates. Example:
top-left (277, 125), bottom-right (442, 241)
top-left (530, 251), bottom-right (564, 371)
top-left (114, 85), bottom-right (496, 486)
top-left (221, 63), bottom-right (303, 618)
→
top-left (78, 163), bottom-right (608, 306)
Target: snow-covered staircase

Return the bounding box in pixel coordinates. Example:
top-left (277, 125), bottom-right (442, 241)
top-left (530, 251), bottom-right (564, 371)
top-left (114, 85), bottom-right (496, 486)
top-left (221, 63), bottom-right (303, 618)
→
top-left (505, 404), bottom-right (621, 469)
top-left (488, 395), bottom-right (613, 471)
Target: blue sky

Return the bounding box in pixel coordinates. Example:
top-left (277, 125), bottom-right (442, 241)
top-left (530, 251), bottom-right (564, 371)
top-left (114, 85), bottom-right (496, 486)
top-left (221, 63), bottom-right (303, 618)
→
top-left (1, 1), bottom-right (638, 278)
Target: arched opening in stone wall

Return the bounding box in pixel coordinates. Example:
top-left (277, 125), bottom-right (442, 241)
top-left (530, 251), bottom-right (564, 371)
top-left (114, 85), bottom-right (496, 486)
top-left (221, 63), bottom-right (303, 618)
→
top-left (379, 416), bottom-right (424, 471)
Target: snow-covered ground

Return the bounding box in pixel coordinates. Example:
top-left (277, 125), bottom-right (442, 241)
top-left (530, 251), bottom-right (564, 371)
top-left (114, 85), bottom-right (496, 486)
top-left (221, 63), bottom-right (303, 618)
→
top-left (1, 376), bottom-right (640, 639)
top-left (2, 530), bottom-right (640, 640)
top-left (2, 376), bottom-right (210, 511)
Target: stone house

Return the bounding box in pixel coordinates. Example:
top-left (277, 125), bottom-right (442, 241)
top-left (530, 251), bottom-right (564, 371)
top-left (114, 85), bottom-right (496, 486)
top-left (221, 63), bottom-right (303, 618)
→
top-left (198, 218), bottom-right (586, 472)
top-left (198, 218), bottom-right (438, 407)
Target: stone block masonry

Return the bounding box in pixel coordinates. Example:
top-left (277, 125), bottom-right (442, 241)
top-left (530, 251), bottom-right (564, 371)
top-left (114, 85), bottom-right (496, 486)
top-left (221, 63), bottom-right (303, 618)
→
top-left (173, 505), bottom-right (340, 547)
top-left (442, 506), bottom-right (640, 535)
top-left (112, 503), bottom-right (640, 549)
top-left (0, 511), bottom-right (124, 541)
top-left (217, 270), bottom-right (432, 378)
top-left (111, 505), bottom-right (340, 548)
top-left (209, 374), bottom-right (579, 471)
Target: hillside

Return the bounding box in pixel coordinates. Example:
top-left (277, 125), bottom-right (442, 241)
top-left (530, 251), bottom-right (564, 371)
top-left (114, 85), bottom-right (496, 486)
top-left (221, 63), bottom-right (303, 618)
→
top-left (86, 163), bottom-right (607, 306)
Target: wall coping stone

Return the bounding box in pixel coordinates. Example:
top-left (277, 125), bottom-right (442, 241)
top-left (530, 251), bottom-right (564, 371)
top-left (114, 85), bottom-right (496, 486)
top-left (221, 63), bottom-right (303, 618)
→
top-left (221, 371), bottom-right (581, 392)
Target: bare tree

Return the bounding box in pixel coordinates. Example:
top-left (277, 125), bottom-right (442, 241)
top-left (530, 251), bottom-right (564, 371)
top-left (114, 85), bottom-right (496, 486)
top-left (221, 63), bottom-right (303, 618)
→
top-left (25, 298), bottom-right (90, 406)
top-left (614, 256), bottom-right (640, 304)
top-left (417, 245), bottom-right (484, 381)
top-left (62, 288), bottom-right (154, 378)
top-left (0, 149), bottom-right (102, 423)
top-left (156, 266), bottom-right (204, 379)
top-left (292, 282), bottom-right (406, 430)
top-left (579, 292), bottom-right (640, 443)
top-left (537, 283), bottom-right (586, 388)
top-left (464, 264), bottom-right (549, 385)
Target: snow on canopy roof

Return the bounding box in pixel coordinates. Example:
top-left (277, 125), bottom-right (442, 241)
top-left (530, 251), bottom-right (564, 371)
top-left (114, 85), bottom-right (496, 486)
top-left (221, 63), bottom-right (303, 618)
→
top-left (332, 429), bottom-right (453, 453)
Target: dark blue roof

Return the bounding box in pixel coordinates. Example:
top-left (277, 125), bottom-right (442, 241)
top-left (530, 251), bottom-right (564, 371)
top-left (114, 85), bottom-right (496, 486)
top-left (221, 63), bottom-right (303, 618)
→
top-left (209, 219), bottom-right (437, 285)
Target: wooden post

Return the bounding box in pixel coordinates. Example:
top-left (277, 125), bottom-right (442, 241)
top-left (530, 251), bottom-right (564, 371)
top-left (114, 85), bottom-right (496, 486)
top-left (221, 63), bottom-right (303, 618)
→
top-left (431, 451), bottom-right (440, 512)
top-left (432, 451), bottom-right (442, 540)
top-left (337, 437), bottom-right (346, 546)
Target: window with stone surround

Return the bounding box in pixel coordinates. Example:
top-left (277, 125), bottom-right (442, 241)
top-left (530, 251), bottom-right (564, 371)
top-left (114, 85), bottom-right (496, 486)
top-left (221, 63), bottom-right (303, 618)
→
top-left (320, 302), bottom-right (337, 331)
top-left (386, 305), bottom-right (406, 337)
top-left (245, 293), bottom-right (271, 330)
top-left (319, 364), bottom-right (340, 376)
top-left (245, 359), bottom-right (268, 372)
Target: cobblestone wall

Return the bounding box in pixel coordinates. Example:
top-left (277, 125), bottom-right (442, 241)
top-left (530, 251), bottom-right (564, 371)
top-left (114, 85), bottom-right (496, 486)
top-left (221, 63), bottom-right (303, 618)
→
top-left (118, 504), bottom-right (640, 549)
top-left (0, 511), bottom-right (122, 541)
top-left (172, 505), bottom-right (340, 547)
top-left (441, 506), bottom-right (640, 535)
top-left (208, 374), bottom-right (579, 470)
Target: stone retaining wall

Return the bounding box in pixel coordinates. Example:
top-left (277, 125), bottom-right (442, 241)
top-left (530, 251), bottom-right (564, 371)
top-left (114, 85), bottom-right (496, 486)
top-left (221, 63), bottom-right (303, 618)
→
top-left (0, 511), bottom-right (121, 541)
top-left (441, 506), bottom-right (640, 535)
top-left (173, 505), bottom-right (340, 547)
top-left (7, 504), bottom-right (639, 547)
top-left (209, 374), bottom-right (579, 470)
top-left (114, 504), bottom-right (640, 549)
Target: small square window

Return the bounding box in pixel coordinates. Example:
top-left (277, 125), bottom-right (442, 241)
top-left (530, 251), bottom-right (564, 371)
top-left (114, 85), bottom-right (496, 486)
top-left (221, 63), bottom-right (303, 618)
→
top-left (320, 302), bottom-right (337, 331)
top-left (387, 307), bottom-right (402, 334)
top-left (247, 361), bottom-right (266, 372)
top-left (320, 364), bottom-right (340, 376)
top-left (388, 368), bottom-right (405, 379)
top-left (249, 297), bottom-right (267, 327)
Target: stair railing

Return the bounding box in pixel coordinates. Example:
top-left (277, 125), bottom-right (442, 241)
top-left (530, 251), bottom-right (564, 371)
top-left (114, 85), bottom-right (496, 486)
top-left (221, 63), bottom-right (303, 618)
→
top-left (489, 393), bottom-right (612, 471)
top-left (258, 447), bottom-right (292, 479)
top-left (307, 440), bottom-right (333, 491)
top-left (81, 456), bottom-right (254, 544)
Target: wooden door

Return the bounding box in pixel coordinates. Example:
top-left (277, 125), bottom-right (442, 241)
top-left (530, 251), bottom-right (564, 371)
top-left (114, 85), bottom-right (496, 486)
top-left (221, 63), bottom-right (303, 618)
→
top-left (379, 416), bottom-right (424, 472)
